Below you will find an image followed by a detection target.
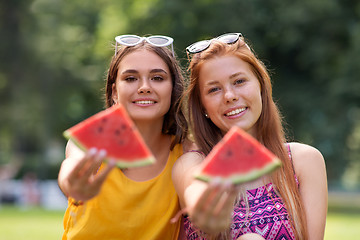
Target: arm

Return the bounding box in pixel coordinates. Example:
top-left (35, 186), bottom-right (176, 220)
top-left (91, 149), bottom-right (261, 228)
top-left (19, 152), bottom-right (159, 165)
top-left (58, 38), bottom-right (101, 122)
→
top-left (58, 140), bottom-right (115, 201)
top-left (172, 152), bottom-right (238, 235)
top-left (290, 142), bottom-right (328, 240)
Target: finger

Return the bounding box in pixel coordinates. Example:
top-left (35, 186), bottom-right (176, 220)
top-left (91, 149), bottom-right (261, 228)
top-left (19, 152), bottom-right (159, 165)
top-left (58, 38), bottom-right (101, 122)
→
top-left (170, 207), bottom-right (188, 224)
top-left (234, 183), bottom-right (243, 192)
top-left (213, 182), bottom-right (238, 217)
top-left (191, 179), bottom-right (225, 228)
top-left (68, 148), bottom-right (97, 180)
top-left (82, 149), bottom-right (107, 177)
top-left (192, 178), bottom-right (221, 214)
top-left (206, 190), bottom-right (228, 215)
top-left (91, 158), bottom-right (116, 187)
top-left (203, 180), bottom-right (233, 218)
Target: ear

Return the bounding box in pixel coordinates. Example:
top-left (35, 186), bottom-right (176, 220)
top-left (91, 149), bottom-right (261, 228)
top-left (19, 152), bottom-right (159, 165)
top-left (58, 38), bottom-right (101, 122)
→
top-left (111, 83), bottom-right (118, 105)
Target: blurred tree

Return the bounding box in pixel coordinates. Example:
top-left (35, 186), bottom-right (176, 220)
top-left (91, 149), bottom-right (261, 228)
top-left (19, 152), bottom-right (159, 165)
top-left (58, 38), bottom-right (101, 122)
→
top-left (123, 0), bottom-right (360, 185)
top-left (0, 0), bottom-right (39, 175)
top-left (0, 0), bottom-right (359, 187)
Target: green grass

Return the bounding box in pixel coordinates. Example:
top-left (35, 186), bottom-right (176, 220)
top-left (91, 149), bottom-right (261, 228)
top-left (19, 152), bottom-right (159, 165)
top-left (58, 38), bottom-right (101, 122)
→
top-left (325, 211), bottom-right (360, 239)
top-left (0, 206), bottom-right (64, 240)
top-left (0, 205), bottom-right (359, 239)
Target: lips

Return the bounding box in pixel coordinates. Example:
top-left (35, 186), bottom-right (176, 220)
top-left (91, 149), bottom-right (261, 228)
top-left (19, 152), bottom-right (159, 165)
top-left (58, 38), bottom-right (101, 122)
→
top-left (224, 107), bottom-right (247, 117)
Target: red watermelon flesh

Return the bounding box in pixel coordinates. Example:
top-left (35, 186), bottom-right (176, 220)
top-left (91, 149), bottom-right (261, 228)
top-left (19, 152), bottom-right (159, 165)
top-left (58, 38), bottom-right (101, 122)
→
top-left (195, 126), bottom-right (281, 184)
top-left (63, 104), bottom-right (155, 168)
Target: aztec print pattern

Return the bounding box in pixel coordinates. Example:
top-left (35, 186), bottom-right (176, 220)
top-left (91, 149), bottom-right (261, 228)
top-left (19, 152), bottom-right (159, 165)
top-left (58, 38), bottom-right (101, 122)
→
top-left (183, 182), bottom-right (296, 239)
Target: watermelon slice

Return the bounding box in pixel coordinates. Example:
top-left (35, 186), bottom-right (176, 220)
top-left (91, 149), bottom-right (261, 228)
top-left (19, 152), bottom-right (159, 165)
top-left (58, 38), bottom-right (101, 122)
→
top-left (63, 104), bottom-right (155, 168)
top-left (195, 126), bottom-right (281, 184)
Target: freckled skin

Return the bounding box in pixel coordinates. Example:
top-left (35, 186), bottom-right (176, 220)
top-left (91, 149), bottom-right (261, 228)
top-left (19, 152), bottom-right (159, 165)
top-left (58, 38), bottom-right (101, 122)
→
top-left (198, 55), bottom-right (262, 137)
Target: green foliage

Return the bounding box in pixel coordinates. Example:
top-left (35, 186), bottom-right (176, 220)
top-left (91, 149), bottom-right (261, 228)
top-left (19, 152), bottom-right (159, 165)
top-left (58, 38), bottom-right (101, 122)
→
top-left (117, 0), bottom-right (360, 184)
top-left (0, 0), bottom-right (359, 186)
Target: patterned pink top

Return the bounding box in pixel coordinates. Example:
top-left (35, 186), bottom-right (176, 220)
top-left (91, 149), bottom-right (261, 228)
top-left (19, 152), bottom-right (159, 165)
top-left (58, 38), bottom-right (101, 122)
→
top-left (183, 145), bottom-right (297, 240)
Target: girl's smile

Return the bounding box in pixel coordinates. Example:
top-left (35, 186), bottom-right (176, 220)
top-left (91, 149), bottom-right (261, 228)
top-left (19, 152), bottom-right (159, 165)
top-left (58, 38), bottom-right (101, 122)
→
top-left (112, 49), bottom-right (173, 123)
top-left (198, 55), bottom-right (262, 137)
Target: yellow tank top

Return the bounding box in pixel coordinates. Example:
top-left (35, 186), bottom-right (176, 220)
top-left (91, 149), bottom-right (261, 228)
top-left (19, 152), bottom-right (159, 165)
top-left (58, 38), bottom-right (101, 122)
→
top-left (62, 143), bottom-right (183, 240)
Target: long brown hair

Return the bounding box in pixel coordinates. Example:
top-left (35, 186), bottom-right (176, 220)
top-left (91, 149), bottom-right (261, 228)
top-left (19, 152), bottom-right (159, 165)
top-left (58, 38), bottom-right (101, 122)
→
top-left (185, 39), bottom-right (307, 239)
top-left (105, 41), bottom-right (188, 149)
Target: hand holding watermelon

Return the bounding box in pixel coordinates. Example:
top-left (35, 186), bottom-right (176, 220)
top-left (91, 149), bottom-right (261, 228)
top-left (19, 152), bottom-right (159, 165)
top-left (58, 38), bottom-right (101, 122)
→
top-left (179, 127), bottom-right (281, 235)
top-left (186, 177), bottom-right (239, 235)
top-left (63, 104), bottom-right (156, 169)
top-left (58, 145), bottom-right (116, 202)
top-left (59, 104), bottom-right (157, 202)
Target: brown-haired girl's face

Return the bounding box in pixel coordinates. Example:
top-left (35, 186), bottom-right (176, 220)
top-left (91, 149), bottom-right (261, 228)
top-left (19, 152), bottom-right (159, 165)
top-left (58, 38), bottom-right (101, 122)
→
top-left (112, 49), bottom-right (173, 122)
top-left (198, 55), bottom-right (262, 137)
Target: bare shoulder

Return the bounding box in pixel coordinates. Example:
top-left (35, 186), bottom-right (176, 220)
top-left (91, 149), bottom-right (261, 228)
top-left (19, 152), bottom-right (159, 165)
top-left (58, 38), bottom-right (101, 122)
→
top-left (173, 149), bottom-right (204, 176)
top-left (288, 142), bottom-right (326, 179)
top-left (288, 142), bottom-right (323, 159)
top-left (175, 137), bottom-right (203, 171)
top-left (65, 139), bottom-right (85, 160)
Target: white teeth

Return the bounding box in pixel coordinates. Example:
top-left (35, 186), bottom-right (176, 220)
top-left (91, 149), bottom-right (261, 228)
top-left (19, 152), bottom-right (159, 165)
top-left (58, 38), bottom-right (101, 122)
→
top-left (225, 107), bottom-right (246, 116)
top-left (135, 100), bottom-right (155, 105)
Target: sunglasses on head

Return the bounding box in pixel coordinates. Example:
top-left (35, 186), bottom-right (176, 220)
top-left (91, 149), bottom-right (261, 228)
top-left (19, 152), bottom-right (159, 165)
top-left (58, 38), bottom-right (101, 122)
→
top-left (115, 34), bottom-right (175, 57)
top-left (186, 33), bottom-right (243, 54)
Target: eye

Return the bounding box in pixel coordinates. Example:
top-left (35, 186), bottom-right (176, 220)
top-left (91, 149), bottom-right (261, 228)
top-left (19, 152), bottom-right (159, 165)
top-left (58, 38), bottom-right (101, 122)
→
top-left (208, 87), bottom-right (220, 94)
top-left (234, 79), bottom-right (245, 85)
top-left (152, 75), bottom-right (164, 81)
top-left (124, 76), bottom-right (137, 82)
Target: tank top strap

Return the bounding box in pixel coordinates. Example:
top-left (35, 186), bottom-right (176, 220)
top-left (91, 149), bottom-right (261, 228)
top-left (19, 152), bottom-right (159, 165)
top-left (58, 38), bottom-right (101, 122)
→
top-left (286, 143), bottom-right (299, 186)
top-left (186, 149), bottom-right (206, 157)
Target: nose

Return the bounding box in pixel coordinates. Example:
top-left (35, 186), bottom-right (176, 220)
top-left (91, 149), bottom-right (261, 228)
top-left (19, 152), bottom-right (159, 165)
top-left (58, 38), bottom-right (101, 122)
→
top-left (224, 86), bottom-right (238, 103)
top-left (138, 79), bottom-right (152, 94)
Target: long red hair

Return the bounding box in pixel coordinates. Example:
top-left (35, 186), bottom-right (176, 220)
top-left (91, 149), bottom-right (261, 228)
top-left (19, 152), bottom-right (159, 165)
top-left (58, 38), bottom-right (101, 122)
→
top-left (184, 39), bottom-right (307, 239)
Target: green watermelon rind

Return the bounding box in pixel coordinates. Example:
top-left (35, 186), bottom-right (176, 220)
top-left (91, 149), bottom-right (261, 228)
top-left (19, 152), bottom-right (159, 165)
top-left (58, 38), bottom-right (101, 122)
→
top-left (109, 157), bottom-right (156, 169)
top-left (63, 130), bottom-right (155, 169)
top-left (195, 158), bottom-right (281, 185)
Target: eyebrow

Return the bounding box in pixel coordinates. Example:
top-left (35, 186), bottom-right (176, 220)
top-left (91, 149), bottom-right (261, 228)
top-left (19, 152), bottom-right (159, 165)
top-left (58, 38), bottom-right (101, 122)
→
top-left (205, 80), bottom-right (219, 86)
top-left (121, 69), bottom-right (138, 75)
top-left (229, 72), bottom-right (244, 79)
top-left (150, 69), bottom-right (168, 74)
top-left (120, 69), bottom-right (168, 75)
top-left (204, 72), bottom-right (245, 86)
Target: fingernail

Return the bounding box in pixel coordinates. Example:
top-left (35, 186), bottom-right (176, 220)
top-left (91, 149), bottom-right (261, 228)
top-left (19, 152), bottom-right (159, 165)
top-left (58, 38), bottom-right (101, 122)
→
top-left (223, 179), bottom-right (233, 189)
top-left (89, 148), bottom-right (97, 155)
top-left (98, 149), bottom-right (107, 158)
top-left (210, 177), bottom-right (222, 187)
top-left (108, 158), bottom-right (116, 167)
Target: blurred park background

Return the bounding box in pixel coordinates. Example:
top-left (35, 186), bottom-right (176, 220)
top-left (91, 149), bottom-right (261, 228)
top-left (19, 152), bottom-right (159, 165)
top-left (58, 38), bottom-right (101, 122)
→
top-left (0, 0), bottom-right (359, 238)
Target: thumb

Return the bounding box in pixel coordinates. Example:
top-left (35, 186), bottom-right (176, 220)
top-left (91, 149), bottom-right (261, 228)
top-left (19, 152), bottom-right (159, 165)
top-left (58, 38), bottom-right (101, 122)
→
top-left (93, 159), bottom-right (116, 187)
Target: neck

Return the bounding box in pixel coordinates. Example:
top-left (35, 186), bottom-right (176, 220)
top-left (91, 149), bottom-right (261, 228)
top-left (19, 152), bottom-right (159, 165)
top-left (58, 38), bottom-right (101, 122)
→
top-left (133, 118), bottom-right (170, 156)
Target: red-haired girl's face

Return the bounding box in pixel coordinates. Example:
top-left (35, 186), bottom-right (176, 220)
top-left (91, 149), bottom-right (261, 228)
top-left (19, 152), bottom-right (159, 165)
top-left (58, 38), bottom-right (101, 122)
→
top-left (198, 55), bottom-right (262, 137)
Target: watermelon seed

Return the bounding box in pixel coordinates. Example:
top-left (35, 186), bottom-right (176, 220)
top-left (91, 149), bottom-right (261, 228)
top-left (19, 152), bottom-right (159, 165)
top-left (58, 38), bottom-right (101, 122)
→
top-left (247, 147), bottom-right (254, 155)
top-left (97, 127), bottom-right (103, 133)
top-left (115, 129), bottom-right (121, 135)
top-left (226, 150), bottom-right (233, 157)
